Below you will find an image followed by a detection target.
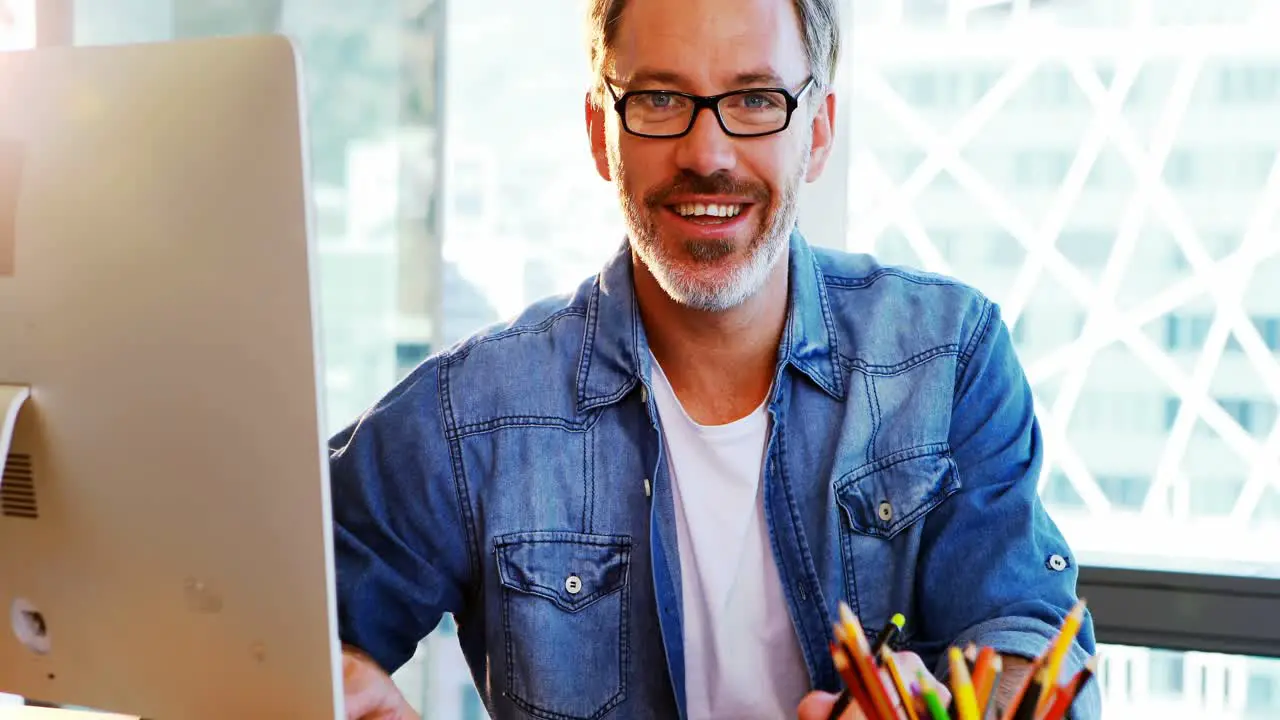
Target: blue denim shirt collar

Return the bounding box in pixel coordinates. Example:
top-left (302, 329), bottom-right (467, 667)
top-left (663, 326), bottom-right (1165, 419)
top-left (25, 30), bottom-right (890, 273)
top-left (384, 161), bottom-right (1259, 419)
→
top-left (576, 230), bottom-right (847, 413)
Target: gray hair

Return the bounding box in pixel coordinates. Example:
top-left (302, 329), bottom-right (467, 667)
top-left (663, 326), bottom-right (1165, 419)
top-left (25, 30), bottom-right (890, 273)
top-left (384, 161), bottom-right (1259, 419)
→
top-left (586, 0), bottom-right (841, 106)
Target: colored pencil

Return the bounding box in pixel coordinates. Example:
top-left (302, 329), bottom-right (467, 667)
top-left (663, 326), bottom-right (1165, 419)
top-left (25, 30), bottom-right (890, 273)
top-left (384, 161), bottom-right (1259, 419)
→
top-left (970, 647), bottom-right (998, 713)
top-left (839, 603), bottom-right (899, 720)
top-left (1039, 656), bottom-right (1099, 720)
top-left (873, 613), bottom-right (906, 655)
top-left (1009, 665), bottom-right (1050, 720)
top-left (1036, 600), bottom-right (1087, 714)
top-left (976, 654), bottom-right (1002, 720)
top-left (881, 646), bottom-right (920, 720)
top-left (823, 600), bottom-right (1099, 720)
top-left (831, 641), bottom-right (877, 720)
top-left (949, 647), bottom-right (981, 720)
top-left (920, 672), bottom-right (950, 720)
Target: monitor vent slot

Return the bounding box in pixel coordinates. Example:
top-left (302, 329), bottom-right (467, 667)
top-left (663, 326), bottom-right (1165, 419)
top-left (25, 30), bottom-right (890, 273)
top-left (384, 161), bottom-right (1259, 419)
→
top-left (2, 453), bottom-right (37, 519)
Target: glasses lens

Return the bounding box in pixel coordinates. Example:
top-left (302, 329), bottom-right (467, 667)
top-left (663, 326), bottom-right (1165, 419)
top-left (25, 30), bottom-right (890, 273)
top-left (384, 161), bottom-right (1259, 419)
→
top-left (719, 91), bottom-right (790, 135)
top-left (623, 92), bottom-right (695, 137)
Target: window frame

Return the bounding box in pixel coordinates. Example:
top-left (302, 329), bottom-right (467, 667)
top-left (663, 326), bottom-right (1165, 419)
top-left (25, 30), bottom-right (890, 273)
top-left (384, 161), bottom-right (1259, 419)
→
top-left (1081, 566), bottom-right (1280, 659)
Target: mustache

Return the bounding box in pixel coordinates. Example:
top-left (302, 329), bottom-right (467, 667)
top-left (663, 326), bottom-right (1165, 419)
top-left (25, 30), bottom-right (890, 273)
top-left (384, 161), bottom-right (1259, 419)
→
top-left (644, 171), bottom-right (770, 208)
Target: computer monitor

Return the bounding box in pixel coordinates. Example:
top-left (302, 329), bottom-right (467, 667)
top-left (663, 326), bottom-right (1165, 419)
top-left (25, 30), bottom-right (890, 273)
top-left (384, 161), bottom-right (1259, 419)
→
top-left (0, 36), bottom-right (343, 719)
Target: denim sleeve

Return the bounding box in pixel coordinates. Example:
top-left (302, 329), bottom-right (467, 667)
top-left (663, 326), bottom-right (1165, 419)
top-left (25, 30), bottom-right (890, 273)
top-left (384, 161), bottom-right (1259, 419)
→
top-left (328, 357), bottom-right (472, 674)
top-left (918, 299), bottom-right (1101, 720)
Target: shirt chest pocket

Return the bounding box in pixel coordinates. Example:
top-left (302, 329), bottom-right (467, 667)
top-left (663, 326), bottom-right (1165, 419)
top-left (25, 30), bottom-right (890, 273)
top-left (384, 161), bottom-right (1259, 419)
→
top-left (496, 531), bottom-right (631, 720)
top-left (833, 446), bottom-right (960, 638)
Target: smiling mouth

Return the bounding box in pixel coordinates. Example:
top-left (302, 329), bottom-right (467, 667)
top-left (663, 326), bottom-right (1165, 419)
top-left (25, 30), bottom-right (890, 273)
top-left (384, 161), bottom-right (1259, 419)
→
top-left (666, 202), bottom-right (750, 225)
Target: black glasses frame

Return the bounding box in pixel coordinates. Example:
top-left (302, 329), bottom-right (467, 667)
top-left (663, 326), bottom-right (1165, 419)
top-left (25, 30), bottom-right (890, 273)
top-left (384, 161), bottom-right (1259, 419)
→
top-left (606, 77), bottom-right (816, 139)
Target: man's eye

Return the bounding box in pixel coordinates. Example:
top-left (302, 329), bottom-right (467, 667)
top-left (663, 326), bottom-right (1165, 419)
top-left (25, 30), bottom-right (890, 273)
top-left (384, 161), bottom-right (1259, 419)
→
top-left (742, 93), bottom-right (780, 109)
top-left (644, 93), bottom-right (677, 109)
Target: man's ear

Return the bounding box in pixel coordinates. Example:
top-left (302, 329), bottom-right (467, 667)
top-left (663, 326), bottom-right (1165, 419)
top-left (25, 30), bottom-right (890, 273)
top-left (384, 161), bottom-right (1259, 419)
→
top-left (586, 92), bottom-right (612, 182)
top-left (805, 91), bottom-right (837, 183)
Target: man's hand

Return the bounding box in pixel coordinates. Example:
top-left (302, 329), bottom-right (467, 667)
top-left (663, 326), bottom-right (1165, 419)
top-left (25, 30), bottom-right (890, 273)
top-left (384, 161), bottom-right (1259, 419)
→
top-left (342, 646), bottom-right (421, 720)
top-left (797, 651), bottom-right (951, 720)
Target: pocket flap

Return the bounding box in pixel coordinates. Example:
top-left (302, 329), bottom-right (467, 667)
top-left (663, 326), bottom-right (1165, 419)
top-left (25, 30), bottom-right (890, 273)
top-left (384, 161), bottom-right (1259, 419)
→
top-left (495, 531), bottom-right (631, 612)
top-left (835, 445), bottom-right (960, 539)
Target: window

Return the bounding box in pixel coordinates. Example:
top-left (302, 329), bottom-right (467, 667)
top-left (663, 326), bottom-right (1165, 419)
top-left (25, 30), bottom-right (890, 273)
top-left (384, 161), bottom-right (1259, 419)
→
top-left (1258, 316), bottom-right (1280, 351)
top-left (1163, 149), bottom-right (1196, 188)
top-left (1249, 668), bottom-right (1280, 714)
top-left (1013, 150), bottom-right (1073, 188)
top-left (1189, 474), bottom-right (1245, 516)
top-left (1040, 471), bottom-right (1085, 509)
top-left (1167, 311), bottom-right (1233, 351)
top-left (1008, 312), bottom-right (1027, 346)
top-left (1219, 65), bottom-right (1280, 103)
top-left (1058, 231), bottom-right (1113, 268)
top-left (1074, 393), bottom-right (1163, 435)
top-left (1096, 475), bottom-right (1150, 511)
top-left (1020, 64), bottom-right (1077, 107)
top-left (1219, 399), bottom-right (1254, 435)
top-left (1149, 650), bottom-right (1185, 697)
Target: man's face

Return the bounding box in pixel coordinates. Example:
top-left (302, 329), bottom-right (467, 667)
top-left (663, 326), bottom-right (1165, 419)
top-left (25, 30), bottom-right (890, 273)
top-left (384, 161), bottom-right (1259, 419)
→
top-left (588, 0), bottom-right (836, 312)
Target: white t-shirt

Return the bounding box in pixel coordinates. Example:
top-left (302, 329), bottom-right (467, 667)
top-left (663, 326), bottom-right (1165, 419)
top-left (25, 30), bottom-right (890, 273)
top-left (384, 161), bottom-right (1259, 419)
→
top-left (649, 357), bottom-right (811, 720)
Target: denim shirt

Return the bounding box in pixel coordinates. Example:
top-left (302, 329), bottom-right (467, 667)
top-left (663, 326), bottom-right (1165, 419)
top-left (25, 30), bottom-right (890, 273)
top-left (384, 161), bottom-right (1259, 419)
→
top-left (330, 232), bottom-right (1101, 720)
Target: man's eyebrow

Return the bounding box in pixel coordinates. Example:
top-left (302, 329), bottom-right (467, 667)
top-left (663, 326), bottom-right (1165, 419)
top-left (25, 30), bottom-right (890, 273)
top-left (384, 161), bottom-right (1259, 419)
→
top-left (618, 68), bottom-right (789, 90)
top-left (623, 68), bottom-right (689, 88)
top-left (731, 70), bottom-right (787, 87)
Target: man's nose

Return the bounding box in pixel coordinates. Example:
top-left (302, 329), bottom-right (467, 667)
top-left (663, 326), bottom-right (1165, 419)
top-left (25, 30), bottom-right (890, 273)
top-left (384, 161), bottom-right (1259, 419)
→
top-left (673, 107), bottom-right (737, 178)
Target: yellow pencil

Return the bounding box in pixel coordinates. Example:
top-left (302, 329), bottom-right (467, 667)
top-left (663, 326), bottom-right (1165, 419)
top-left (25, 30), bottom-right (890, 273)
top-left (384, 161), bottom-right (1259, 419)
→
top-left (839, 602), bottom-right (872, 654)
top-left (880, 645), bottom-right (920, 720)
top-left (1037, 600), bottom-right (1087, 714)
top-left (949, 646), bottom-right (981, 720)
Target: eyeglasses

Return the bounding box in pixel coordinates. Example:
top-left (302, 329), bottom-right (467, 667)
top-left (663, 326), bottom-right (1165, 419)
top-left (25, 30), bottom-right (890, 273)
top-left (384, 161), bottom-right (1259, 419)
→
top-left (606, 77), bottom-right (816, 139)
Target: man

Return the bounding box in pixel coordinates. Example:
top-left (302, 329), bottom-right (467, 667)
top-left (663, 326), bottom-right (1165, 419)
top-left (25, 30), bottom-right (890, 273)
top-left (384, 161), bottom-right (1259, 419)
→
top-left (334, 0), bottom-right (1101, 718)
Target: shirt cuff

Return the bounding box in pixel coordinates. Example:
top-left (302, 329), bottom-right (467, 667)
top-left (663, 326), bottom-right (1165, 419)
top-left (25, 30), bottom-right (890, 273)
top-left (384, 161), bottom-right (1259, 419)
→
top-left (944, 615), bottom-right (1102, 720)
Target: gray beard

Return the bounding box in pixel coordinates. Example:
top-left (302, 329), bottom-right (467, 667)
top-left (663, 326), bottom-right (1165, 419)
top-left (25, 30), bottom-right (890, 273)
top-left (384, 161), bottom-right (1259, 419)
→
top-left (619, 163), bottom-right (806, 312)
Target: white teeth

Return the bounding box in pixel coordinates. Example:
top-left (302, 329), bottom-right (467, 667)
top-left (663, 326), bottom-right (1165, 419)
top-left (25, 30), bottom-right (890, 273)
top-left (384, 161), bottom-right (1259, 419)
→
top-left (674, 203), bottom-right (744, 218)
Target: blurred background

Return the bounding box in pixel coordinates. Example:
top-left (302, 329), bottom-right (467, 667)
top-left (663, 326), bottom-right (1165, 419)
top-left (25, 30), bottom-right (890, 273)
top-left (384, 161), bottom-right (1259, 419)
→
top-left (3, 0), bottom-right (1279, 717)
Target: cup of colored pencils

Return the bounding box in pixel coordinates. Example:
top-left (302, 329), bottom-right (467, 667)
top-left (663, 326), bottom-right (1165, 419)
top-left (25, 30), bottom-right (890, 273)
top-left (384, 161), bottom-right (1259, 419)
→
top-left (827, 600), bottom-right (1096, 720)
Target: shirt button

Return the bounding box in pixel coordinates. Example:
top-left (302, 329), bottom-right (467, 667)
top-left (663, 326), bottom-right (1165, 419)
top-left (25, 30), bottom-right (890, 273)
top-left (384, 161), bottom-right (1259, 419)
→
top-left (565, 575), bottom-right (583, 594)
top-left (1047, 554), bottom-right (1069, 572)
top-left (877, 501), bottom-right (894, 523)
top-left (640, 385), bottom-right (649, 404)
